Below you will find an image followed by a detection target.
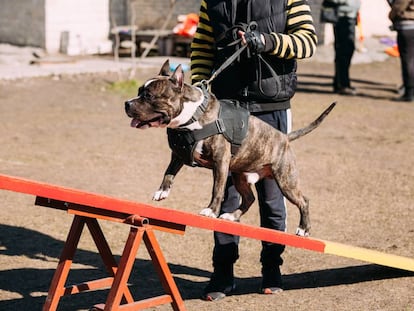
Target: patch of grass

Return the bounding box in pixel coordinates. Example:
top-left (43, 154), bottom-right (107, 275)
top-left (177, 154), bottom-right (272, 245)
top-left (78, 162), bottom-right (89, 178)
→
top-left (108, 79), bottom-right (141, 97)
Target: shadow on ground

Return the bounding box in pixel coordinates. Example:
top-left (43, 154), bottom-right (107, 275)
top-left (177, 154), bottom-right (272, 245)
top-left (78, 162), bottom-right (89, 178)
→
top-left (1, 224), bottom-right (412, 310)
top-left (297, 73), bottom-right (399, 100)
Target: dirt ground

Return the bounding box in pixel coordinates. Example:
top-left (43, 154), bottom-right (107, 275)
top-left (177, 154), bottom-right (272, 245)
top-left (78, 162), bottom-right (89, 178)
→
top-left (0, 55), bottom-right (413, 311)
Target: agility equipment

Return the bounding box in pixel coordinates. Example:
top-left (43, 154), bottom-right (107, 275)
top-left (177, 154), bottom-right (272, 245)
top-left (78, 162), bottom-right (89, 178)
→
top-left (1, 173), bottom-right (413, 310)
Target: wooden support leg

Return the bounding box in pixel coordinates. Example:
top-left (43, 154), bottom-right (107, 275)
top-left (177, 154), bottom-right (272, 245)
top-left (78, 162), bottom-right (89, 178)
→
top-left (43, 215), bottom-right (85, 311)
top-left (43, 216), bottom-right (135, 310)
top-left (85, 218), bottom-right (134, 303)
top-left (144, 228), bottom-right (186, 311)
top-left (94, 225), bottom-right (186, 311)
top-left (102, 226), bottom-right (143, 310)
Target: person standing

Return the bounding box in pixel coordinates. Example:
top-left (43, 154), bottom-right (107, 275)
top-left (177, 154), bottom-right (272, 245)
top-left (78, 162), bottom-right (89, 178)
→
top-left (388, 0), bottom-right (414, 102)
top-left (322, 0), bottom-right (361, 95)
top-left (190, 0), bottom-right (317, 301)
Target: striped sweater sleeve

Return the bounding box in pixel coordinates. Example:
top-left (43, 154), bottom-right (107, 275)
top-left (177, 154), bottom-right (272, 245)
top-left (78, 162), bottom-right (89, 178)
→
top-left (270, 0), bottom-right (318, 59)
top-left (190, 0), bottom-right (215, 84)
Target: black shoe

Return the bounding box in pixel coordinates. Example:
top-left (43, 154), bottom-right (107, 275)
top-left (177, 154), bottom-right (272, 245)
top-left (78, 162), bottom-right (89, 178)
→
top-left (260, 266), bottom-right (283, 294)
top-left (337, 87), bottom-right (357, 96)
top-left (202, 282), bottom-right (236, 301)
top-left (260, 286), bottom-right (283, 294)
top-left (394, 87), bottom-right (414, 102)
top-left (202, 264), bottom-right (236, 301)
top-left (393, 94), bottom-right (414, 102)
top-left (397, 85), bottom-right (405, 96)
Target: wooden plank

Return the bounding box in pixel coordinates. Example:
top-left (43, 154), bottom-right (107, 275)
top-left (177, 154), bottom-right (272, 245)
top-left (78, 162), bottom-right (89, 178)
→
top-left (0, 173), bottom-right (325, 252)
top-left (323, 241), bottom-right (414, 272)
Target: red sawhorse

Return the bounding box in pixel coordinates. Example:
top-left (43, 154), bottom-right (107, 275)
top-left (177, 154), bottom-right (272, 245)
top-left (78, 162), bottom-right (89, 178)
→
top-left (35, 197), bottom-right (186, 311)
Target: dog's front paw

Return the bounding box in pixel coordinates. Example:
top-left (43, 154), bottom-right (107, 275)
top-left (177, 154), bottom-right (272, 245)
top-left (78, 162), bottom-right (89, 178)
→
top-left (153, 189), bottom-right (170, 201)
top-left (219, 212), bottom-right (239, 222)
top-left (199, 208), bottom-right (217, 218)
top-left (295, 227), bottom-right (310, 237)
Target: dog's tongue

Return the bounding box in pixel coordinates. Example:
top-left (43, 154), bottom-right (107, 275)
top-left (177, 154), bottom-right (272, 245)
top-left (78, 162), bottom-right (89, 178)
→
top-left (130, 118), bottom-right (142, 128)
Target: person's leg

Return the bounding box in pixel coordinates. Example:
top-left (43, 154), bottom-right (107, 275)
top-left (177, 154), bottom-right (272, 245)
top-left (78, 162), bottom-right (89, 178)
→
top-left (253, 109), bottom-right (289, 293)
top-left (256, 178), bottom-right (286, 292)
top-left (396, 28), bottom-right (414, 101)
top-left (334, 17), bottom-right (356, 93)
top-left (203, 177), bottom-right (240, 300)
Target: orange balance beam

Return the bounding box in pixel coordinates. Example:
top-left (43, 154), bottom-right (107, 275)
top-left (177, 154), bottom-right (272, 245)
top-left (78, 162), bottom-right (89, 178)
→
top-left (1, 173), bottom-right (413, 272)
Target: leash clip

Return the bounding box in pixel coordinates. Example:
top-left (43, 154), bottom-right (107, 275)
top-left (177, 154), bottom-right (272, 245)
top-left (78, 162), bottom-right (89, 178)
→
top-left (215, 119), bottom-right (226, 134)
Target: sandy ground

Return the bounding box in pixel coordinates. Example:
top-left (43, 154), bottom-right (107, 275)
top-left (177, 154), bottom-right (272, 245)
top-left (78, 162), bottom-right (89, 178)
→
top-left (0, 49), bottom-right (413, 311)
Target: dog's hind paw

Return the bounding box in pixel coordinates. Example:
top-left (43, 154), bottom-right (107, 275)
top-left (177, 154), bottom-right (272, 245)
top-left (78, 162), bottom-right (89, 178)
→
top-left (199, 208), bottom-right (217, 218)
top-left (295, 228), bottom-right (309, 237)
top-left (153, 189), bottom-right (170, 201)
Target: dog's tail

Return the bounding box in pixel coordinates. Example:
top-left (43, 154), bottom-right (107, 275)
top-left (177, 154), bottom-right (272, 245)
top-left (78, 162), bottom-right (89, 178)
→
top-left (288, 102), bottom-right (336, 142)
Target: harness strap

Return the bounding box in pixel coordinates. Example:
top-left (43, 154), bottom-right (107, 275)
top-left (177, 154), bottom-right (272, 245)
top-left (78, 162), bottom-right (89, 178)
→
top-left (193, 119), bottom-right (226, 141)
top-left (179, 85), bottom-right (210, 128)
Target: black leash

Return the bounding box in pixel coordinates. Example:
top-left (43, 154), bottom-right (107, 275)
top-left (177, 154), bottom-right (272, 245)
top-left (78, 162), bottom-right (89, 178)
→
top-left (194, 21), bottom-right (281, 99)
top-left (194, 22), bottom-right (259, 87)
top-left (203, 43), bottom-right (248, 86)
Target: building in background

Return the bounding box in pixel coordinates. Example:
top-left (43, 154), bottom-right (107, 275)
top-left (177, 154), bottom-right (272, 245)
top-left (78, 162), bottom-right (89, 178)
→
top-left (0, 0), bottom-right (394, 56)
top-left (0, 0), bottom-right (112, 55)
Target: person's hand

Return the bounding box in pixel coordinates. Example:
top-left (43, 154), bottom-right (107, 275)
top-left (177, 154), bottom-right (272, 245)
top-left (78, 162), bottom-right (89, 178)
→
top-left (238, 30), bottom-right (265, 54)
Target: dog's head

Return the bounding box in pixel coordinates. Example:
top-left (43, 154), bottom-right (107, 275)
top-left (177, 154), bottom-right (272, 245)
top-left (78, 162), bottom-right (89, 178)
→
top-left (125, 60), bottom-right (186, 129)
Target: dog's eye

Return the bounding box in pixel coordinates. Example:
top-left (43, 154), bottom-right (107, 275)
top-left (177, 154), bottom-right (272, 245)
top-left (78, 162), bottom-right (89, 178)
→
top-left (138, 88), bottom-right (155, 100)
top-left (143, 91), bottom-right (155, 100)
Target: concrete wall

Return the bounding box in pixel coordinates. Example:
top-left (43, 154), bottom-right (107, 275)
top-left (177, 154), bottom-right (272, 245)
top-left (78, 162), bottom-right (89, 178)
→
top-left (0, 0), bottom-right (46, 47)
top-left (0, 0), bottom-right (111, 55)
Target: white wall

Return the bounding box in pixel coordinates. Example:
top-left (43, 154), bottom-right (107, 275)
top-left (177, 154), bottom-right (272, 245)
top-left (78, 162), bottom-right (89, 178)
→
top-left (45, 0), bottom-right (112, 55)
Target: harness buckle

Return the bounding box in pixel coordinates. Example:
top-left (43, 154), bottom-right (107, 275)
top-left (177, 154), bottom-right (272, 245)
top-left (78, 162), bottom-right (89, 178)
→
top-left (215, 119), bottom-right (226, 133)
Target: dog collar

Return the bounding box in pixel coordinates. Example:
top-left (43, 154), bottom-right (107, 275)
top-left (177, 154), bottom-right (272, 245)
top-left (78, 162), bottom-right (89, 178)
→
top-left (179, 84), bottom-right (210, 128)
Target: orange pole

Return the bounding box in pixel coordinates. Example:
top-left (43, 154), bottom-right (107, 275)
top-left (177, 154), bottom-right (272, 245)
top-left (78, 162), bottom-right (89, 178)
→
top-left (0, 173), bottom-right (325, 253)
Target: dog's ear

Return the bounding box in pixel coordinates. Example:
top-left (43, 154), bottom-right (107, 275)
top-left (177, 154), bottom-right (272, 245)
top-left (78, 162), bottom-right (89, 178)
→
top-left (170, 65), bottom-right (184, 91)
top-left (159, 59), bottom-right (171, 76)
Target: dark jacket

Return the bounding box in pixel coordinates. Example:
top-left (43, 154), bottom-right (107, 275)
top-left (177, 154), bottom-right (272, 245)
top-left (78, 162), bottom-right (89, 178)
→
top-left (208, 0), bottom-right (296, 111)
top-left (191, 0), bottom-right (317, 112)
top-left (389, 0), bottom-right (414, 30)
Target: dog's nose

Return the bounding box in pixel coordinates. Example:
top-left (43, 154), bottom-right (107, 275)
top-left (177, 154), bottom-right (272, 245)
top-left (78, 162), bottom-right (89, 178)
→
top-left (125, 101), bottom-right (131, 113)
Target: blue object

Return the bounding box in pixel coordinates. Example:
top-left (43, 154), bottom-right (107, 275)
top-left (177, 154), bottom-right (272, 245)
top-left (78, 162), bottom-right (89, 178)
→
top-left (169, 63), bottom-right (190, 72)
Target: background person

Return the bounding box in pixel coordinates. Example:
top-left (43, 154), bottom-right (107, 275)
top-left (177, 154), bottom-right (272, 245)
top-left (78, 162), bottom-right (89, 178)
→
top-left (388, 0), bottom-right (414, 102)
top-left (322, 0), bottom-right (361, 95)
top-left (190, 0), bottom-right (317, 301)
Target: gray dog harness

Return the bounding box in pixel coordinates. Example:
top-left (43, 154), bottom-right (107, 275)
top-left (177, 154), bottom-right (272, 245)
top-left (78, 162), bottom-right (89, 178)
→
top-left (167, 99), bottom-right (250, 167)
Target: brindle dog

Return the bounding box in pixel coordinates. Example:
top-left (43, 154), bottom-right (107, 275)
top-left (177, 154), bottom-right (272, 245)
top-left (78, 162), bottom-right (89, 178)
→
top-left (125, 60), bottom-right (336, 236)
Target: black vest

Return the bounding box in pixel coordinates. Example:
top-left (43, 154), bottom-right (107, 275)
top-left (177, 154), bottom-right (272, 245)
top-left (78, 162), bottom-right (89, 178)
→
top-left (207, 0), bottom-right (297, 111)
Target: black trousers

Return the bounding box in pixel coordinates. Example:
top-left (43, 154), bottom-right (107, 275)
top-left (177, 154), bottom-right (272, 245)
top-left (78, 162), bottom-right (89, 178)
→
top-left (333, 16), bottom-right (357, 89)
top-left (212, 109), bottom-right (288, 269)
top-left (397, 28), bottom-right (414, 89)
